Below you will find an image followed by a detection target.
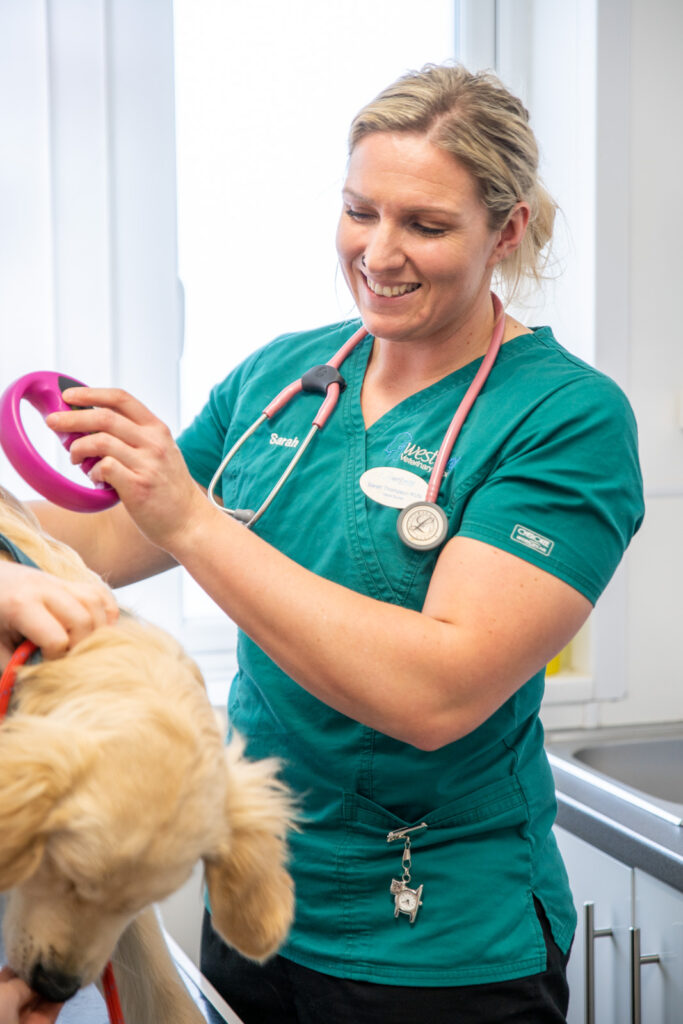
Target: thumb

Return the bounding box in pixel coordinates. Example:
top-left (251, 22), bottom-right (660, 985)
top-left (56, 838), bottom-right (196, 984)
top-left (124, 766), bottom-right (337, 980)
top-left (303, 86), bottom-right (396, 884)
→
top-left (0, 973), bottom-right (31, 1015)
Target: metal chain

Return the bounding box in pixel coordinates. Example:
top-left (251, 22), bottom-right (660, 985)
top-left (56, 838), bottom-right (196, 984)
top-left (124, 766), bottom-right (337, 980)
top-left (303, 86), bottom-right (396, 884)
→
top-left (402, 837), bottom-right (413, 884)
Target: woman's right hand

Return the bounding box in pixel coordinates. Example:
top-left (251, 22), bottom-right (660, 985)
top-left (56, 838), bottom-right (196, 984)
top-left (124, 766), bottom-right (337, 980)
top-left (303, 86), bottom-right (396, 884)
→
top-left (0, 562), bottom-right (119, 670)
top-left (0, 969), bottom-right (62, 1024)
top-left (45, 387), bottom-right (207, 556)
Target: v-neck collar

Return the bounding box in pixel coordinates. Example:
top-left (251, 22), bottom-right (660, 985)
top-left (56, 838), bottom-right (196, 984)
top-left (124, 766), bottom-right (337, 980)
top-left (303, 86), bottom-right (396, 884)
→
top-left (345, 332), bottom-right (502, 440)
top-left (336, 328), bottom-right (546, 605)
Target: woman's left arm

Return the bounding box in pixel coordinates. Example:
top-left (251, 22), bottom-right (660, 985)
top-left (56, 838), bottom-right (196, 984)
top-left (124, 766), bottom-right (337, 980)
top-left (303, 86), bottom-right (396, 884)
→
top-left (46, 387), bottom-right (591, 750)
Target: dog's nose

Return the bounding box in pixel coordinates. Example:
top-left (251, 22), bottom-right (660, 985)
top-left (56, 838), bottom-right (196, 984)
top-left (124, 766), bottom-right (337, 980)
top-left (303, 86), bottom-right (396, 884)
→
top-left (30, 962), bottom-right (81, 1003)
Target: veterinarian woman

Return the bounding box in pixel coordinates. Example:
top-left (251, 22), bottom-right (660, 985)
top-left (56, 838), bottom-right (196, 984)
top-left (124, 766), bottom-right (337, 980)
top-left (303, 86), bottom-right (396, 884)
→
top-left (34, 64), bottom-right (644, 1023)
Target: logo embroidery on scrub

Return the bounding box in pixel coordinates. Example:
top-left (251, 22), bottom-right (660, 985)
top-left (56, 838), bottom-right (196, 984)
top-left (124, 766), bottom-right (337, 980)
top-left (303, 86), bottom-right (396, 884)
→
top-left (384, 432), bottom-right (460, 475)
top-left (510, 524), bottom-right (554, 556)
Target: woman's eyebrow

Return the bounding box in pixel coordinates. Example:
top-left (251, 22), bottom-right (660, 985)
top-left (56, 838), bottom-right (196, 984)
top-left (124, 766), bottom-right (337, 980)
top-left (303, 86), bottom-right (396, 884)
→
top-left (342, 188), bottom-right (462, 220)
top-left (341, 187), bottom-right (372, 203)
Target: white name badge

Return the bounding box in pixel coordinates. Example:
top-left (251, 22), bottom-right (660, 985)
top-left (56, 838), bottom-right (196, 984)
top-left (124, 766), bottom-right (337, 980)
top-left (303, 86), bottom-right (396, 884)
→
top-left (359, 466), bottom-right (428, 509)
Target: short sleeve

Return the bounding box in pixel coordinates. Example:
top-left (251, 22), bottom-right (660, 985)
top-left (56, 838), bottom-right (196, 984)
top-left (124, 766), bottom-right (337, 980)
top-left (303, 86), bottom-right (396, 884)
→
top-left (177, 386), bottom-right (232, 491)
top-left (176, 347), bottom-right (266, 493)
top-left (457, 376), bottom-right (644, 604)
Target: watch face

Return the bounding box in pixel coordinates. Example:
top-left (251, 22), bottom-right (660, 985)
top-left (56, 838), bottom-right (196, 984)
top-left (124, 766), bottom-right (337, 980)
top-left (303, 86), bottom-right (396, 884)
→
top-left (398, 891), bottom-right (417, 911)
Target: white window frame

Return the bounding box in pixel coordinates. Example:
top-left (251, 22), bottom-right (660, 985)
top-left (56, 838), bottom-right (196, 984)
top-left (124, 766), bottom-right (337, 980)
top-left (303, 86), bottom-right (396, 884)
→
top-left (1, 0), bottom-right (184, 634)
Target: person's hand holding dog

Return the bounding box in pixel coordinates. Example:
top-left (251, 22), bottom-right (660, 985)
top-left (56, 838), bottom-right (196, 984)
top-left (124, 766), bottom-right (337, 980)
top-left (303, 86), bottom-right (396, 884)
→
top-left (0, 968), bottom-right (62, 1024)
top-left (0, 562), bottom-right (118, 670)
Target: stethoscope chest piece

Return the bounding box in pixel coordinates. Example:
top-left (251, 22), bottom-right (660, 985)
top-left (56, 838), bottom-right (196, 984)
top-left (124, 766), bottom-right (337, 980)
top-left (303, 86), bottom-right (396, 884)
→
top-left (397, 501), bottom-right (449, 551)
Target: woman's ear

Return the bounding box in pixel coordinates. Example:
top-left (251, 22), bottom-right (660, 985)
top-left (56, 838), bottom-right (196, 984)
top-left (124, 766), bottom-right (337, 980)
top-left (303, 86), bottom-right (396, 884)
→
top-left (0, 717), bottom-right (86, 889)
top-left (202, 735), bottom-right (296, 962)
top-left (490, 201), bottom-right (531, 264)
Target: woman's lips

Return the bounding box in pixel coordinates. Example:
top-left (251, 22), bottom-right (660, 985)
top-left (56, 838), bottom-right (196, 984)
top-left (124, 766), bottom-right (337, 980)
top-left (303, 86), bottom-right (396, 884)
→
top-left (363, 273), bottom-right (421, 298)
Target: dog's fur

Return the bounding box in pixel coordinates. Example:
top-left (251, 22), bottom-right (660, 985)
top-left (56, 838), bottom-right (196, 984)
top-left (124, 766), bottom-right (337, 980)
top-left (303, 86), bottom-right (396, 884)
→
top-left (0, 489), bottom-right (295, 1022)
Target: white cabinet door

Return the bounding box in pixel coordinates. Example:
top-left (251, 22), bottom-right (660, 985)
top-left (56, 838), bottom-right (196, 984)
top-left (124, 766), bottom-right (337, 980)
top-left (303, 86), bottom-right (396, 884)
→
top-left (632, 869), bottom-right (683, 1024)
top-left (554, 827), bottom-right (632, 1024)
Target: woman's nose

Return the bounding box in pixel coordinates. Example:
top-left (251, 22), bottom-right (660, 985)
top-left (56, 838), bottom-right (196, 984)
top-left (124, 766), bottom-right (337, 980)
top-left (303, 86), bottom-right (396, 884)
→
top-left (362, 225), bottom-right (405, 274)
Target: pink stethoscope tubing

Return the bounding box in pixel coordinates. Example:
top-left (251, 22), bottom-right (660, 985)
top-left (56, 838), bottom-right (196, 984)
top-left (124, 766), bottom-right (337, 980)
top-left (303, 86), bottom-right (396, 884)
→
top-left (208, 322), bottom-right (369, 527)
top-left (209, 293), bottom-right (505, 542)
top-left (0, 372), bottom-right (119, 513)
top-left (425, 292), bottom-right (504, 503)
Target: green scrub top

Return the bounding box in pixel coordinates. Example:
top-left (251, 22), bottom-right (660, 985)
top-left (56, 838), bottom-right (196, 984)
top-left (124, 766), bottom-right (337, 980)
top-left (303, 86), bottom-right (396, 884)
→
top-left (177, 319), bottom-right (644, 987)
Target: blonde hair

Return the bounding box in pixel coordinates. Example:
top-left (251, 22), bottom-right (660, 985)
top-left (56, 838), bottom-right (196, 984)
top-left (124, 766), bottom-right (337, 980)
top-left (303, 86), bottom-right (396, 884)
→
top-left (348, 63), bottom-right (557, 300)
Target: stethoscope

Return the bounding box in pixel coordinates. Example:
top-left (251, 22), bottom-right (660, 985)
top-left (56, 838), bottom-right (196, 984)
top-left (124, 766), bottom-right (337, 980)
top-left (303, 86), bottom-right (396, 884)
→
top-left (0, 295), bottom-right (505, 549)
top-left (208, 293), bottom-right (506, 552)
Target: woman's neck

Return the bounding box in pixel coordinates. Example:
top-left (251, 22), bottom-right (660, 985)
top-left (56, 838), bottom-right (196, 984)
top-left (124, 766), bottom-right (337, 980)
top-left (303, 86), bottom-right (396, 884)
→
top-left (360, 310), bottom-right (531, 430)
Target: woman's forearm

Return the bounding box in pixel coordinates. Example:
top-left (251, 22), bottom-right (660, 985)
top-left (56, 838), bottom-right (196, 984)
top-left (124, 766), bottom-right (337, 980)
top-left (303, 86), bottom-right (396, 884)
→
top-left (28, 501), bottom-right (176, 586)
top-left (164, 498), bottom-right (589, 749)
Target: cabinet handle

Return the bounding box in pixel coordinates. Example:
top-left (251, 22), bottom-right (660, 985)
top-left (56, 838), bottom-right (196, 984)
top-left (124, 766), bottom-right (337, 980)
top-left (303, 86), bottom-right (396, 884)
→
top-left (584, 901), bottom-right (613, 1024)
top-left (629, 926), bottom-right (661, 1024)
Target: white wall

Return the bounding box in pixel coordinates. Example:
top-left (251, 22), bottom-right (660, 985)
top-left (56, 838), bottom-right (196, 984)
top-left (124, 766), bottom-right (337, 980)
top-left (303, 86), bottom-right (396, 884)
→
top-left (541, 0), bottom-right (683, 731)
top-left (458, 0), bottom-right (683, 731)
top-left (594, 0), bottom-right (683, 729)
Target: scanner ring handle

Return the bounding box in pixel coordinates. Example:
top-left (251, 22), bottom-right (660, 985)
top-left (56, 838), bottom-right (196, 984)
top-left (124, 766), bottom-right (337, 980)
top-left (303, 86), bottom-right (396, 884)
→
top-left (0, 371), bottom-right (119, 513)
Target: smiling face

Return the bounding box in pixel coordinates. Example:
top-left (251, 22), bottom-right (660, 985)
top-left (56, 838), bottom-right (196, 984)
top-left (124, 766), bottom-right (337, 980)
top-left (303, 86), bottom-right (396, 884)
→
top-left (336, 132), bottom-right (505, 350)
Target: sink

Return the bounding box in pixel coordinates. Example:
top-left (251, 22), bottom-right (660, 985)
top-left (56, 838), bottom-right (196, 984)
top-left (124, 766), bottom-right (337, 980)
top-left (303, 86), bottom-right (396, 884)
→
top-left (574, 737), bottom-right (683, 805)
top-left (546, 723), bottom-right (683, 826)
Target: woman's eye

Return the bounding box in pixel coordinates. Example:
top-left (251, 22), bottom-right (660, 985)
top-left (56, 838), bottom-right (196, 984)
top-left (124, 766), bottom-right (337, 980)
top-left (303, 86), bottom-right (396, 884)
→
top-left (344, 207), bottom-right (374, 222)
top-left (413, 223), bottom-right (447, 237)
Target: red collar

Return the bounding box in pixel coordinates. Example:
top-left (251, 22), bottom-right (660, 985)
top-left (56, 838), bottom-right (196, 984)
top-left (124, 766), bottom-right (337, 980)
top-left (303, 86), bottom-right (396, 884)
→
top-left (0, 640), bottom-right (38, 719)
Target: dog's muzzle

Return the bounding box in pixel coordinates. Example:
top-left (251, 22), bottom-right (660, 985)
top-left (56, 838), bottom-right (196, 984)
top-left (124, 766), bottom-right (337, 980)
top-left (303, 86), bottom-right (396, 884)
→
top-left (30, 962), bottom-right (82, 1003)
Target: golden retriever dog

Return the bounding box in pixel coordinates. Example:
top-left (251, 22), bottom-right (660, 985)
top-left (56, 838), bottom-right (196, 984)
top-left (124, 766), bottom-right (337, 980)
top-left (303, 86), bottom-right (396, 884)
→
top-left (0, 488), bottom-right (295, 1023)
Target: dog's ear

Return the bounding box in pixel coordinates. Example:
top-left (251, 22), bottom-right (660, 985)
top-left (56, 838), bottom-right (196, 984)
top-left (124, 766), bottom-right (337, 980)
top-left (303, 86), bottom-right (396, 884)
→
top-left (203, 735), bottom-right (296, 962)
top-left (0, 716), bottom-right (90, 889)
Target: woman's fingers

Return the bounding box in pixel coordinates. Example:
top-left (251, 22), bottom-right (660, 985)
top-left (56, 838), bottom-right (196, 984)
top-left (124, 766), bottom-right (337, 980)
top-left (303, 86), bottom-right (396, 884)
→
top-left (0, 565), bottom-right (118, 665)
top-left (38, 580), bottom-right (118, 656)
top-left (22, 998), bottom-right (63, 1024)
top-left (53, 385), bottom-right (154, 426)
top-left (0, 976), bottom-right (29, 1019)
top-left (45, 384), bottom-right (206, 551)
top-left (0, 969), bottom-right (63, 1024)
top-left (45, 386), bottom-right (180, 491)
top-left (46, 387), bottom-right (160, 445)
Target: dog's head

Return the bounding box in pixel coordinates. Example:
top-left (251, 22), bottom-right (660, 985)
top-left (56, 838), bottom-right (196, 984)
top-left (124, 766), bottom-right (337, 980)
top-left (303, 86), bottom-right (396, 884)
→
top-left (0, 616), bottom-right (294, 1000)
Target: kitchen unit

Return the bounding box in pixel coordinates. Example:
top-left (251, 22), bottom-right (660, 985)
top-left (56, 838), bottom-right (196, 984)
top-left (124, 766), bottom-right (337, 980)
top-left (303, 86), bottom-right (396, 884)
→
top-left (547, 725), bottom-right (683, 1024)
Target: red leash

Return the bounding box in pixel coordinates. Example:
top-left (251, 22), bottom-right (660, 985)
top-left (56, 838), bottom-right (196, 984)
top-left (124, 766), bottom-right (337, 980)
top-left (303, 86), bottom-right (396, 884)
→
top-left (0, 639), bottom-right (36, 717)
top-left (0, 641), bottom-right (125, 1024)
top-left (101, 962), bottom-right (125, 1024)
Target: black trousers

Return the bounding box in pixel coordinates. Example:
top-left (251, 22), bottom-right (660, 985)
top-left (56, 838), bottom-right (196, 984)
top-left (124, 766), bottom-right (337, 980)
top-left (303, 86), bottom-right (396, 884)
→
top-left (200, 900), bottom-right (570, 1024)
